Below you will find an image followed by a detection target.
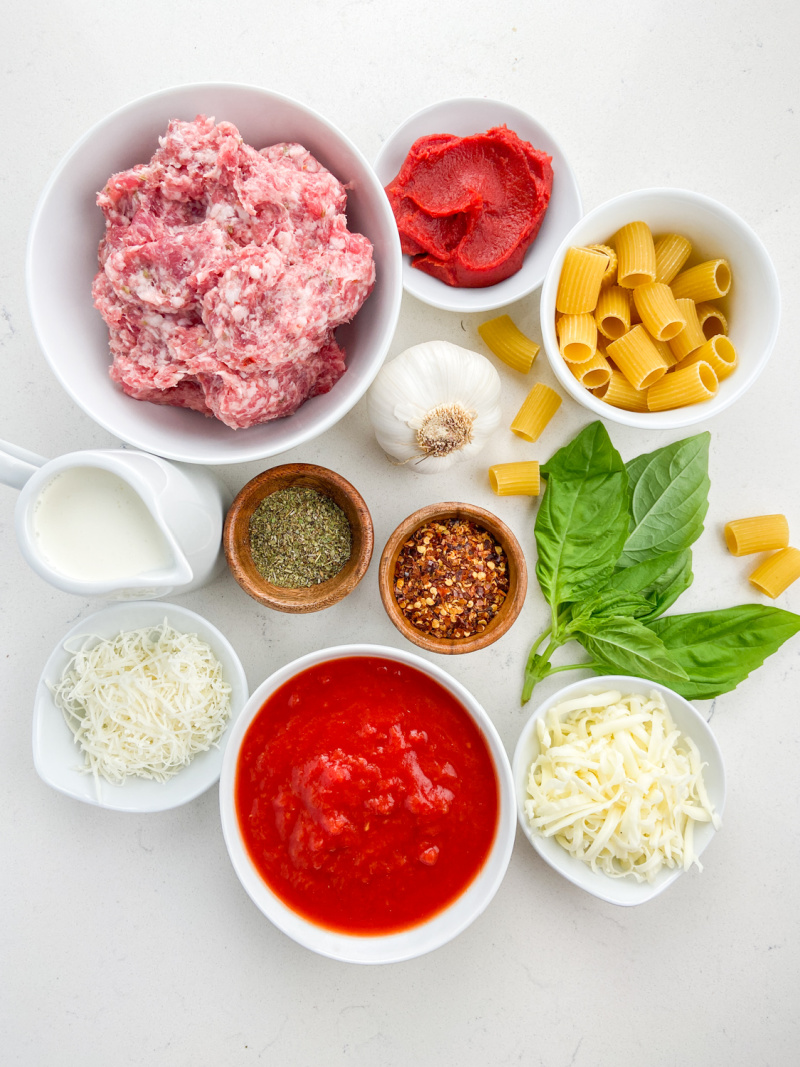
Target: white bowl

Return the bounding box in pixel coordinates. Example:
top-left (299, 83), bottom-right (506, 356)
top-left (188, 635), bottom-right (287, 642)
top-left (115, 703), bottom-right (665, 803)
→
top-left (512, 675), bottom-right (726, 906)
top-left (219, 643), bottom-right (516, 964)
top-left (34, 602), bottom-right (249, 812)
top-left (373, 97), bottom-right (581, 313)
top-left (26, 83), bottom-right (402, 465)
top-left (540, 188), bottom-right (781, 429)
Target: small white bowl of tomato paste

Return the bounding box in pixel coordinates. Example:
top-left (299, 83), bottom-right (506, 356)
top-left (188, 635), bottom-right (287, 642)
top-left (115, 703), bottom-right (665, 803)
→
top-left (374, 97), bottom-right (582, 313)
top-left (219, 644), bottom-right (516, 963)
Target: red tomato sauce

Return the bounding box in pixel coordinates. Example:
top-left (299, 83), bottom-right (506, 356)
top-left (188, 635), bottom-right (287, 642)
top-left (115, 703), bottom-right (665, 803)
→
top-left (235, 656), bottom-right (499, 935)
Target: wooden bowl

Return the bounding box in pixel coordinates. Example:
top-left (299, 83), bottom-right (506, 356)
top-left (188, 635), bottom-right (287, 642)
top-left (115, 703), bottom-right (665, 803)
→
top-left (223, 463), bottom-right (373, 613)
top-left (378, 502), bottom-right (528, 654)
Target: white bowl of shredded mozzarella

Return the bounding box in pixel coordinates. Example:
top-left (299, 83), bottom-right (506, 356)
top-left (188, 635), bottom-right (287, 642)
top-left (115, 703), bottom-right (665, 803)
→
top-left (34, 602), bottom-right (248, 812)
top-left (512, 676), bottom-right (725, 906)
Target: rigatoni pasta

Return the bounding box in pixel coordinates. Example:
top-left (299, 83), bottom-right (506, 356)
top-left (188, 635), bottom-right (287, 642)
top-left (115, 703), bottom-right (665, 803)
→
top-left (632, 282), bottom-right (686, 341)
top-left (654, 233), bottom-right (692, 284)
top-left (615, 221), bottom-right (657, 288)
top-left (671, 258), bottom-right (731, 302)
top-left (556, 246), bottom-right (609, 314)
top-left (569, 348), bottom-right (612, 389)
top-left (668, 298), bottom-right (706, 362)
top-left (595, 285), bottom-right (630, 340)
top-left (488, 462), bottom-right (541, 497)
top-left (510, 383), bottom-right (562, 442)
top-left (594, 371), bottom-right (648, 412)
top-left (606, 325), bottom-right (667, 390)
top-left (696, 302), bottom-right (727, 339)
top-left (724, 515), bottom-right (790, 556)
top-left (478, 314), bottom-right (540, 373)
top-left (557, 313), bottom-right (597, 364)
top-left (646, 360), bottom-right (718, 411)
top-left (748, 547), bottom-right (800, 599)
top-left (677, 335), bottom-right (737, 381)
top-left (586, 244), bottom-right (618, 288)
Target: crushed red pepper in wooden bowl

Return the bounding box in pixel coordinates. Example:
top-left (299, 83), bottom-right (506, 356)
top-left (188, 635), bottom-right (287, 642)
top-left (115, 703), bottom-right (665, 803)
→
top-left (378, 502), bottom-right (527, 655)
top-left (394, 519), bottom-right (509, 639)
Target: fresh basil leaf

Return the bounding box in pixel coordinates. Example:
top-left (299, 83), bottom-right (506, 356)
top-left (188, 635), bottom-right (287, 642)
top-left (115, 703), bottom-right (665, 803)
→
top-left (647, 605), bottom-right (800, 699)
top-left (603, 550), bottom-right (688, 596)
top-left (566, 589), bottom-right (654, 629)
top-left (573, 616), bottom-right (689, 684)
top-left (617, 433), bottom-right (711, 566)
top-left (535, 423), bottom-right (629, 607)
top-left (640, 549), bottom-right (694, 621)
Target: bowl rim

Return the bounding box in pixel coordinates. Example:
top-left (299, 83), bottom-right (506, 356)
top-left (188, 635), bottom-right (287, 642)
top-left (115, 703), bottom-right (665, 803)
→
top-left (222, 461), bottom-right (374, 612)
top-left (373, 95), bottom-right (582, 312)
top-left (539, 186), bottom-right (781, 430)
top-left (512, 673), bottom-right (726, 906)
top-left (377, 500), bottom-right (528, 654)
top-left (218, 642), bottom-right (517, 963)
top-left (32, 600), bottom-right (249, 813)
top-left (25, 81), bottom-right (403, 465)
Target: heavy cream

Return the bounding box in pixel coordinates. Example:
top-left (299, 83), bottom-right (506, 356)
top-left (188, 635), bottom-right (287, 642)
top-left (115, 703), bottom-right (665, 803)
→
top-left (33, 466), bottom-right (172, 581)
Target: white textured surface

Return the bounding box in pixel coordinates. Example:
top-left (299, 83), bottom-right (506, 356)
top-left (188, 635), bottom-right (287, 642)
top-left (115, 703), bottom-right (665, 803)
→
top-left (1, 3), bottom-right (799, 1065)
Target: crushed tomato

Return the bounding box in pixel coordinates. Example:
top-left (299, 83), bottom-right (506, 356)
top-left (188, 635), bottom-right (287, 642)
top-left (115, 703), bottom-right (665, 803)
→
top-left (235, 656), bottom-right (499, 934)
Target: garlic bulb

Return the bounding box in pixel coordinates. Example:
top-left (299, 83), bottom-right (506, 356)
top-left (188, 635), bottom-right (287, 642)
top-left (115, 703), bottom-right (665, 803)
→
top-left (366, 340), bottom-right (503, 473)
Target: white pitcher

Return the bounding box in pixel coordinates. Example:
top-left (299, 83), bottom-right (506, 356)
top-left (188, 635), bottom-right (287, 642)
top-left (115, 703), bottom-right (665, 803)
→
top-left (1, 439), bottom-right (228, 600)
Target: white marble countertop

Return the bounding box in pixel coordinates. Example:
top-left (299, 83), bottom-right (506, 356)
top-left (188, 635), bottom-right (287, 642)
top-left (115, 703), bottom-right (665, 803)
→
top-left (2, 3), bottom-right (799, 1064)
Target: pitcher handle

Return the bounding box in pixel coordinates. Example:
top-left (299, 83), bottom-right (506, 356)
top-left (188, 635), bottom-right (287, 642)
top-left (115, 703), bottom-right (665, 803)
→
top-left (0, 438), bottom-right (48, 490)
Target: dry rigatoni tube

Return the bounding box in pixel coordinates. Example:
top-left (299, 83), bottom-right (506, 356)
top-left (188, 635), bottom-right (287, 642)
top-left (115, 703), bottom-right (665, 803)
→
top-left (556, 246), bottom-right (609, 314)
top-left (677, 335), bottom-right (737, 381)
top-left (586, 243), bottom-right (618, 288)
top-left (595, 285), bottom-right (630, 340)
top-left (615, 221), bottom-right (657, 288)
top-left (510, 383), bottom-right (562, 442)
top-left (488, 462), bottom-right (540, 497)
top-left (668, 299), bottom-right (706, 362)
top-left (696, 302), bottom-right (728, 339)
top-left (478, 314), bottom-right (540, 373)
top-left (748, 547), bottom-right (800, 598)
top-left (594, 371), bottom-right (649, 412)
top-left (654, 233), bottom-right (692, 284)
top-left (671, 258), bottom-right (732, 302)
top-left (633, 282), bottom-right (687, 341)
top-left (647, 360), bottom-right (718, 411)
top-left (650, 335), bottom-right (678, 368)
top-left (724, 515), bottom-right (790, 556)
top-left (569, 348), bottom-right (612, 389)
top-left (558, 313), bottom-right (597, 364)
top-left (606, 324), bottom-right (667, 390)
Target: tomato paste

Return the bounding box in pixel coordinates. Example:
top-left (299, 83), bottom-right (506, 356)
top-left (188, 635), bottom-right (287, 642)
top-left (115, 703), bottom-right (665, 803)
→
top-left (385, 126), bottom-right (553, 287)
top-left (235, 656), bottom-right (499, 934)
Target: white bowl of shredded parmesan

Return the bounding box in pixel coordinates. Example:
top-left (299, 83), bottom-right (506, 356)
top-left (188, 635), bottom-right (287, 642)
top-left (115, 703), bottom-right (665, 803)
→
top-left (512, 676), bottom-right (725, 906)
top-left (34, 602), bottom-right (248, 812)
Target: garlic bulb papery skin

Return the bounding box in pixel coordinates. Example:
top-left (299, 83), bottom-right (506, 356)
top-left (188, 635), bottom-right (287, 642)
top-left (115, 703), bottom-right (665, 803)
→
top-left (366, 340), bottom-right (503, 473)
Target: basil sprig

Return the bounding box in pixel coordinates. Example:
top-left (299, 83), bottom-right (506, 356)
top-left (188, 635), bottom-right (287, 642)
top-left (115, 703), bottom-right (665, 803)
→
top-left (522, 422), bottom-right (800, 703)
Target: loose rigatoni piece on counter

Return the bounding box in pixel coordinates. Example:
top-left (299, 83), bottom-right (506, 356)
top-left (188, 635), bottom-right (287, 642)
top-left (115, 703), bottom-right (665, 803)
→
top-left (510, 383), bottom-right (562, 442)
top-left (671, 258), bottom-right (732, 302)
top-left (478, 314), bottom-right (540, 373)
top-left (647, 360), bottom-right (718, 411)
top-left (633, 281), bottom-right (687, 341)
top-left (696, 302), bottom-right (728, 339)
top-left (595, 285), bottom-right (630, 340)
top-left (606, 325), bottom-right (667, 390)
top-left (748, 547), bottom-right (800, 598)
top-left (677, 335), bottom-right (737, 381)
top-left (556, 246), bottom-right (609, 314)
top-left (654, 233), bottom-right (692, 284)
top-left (488, 462), bottom-right (540, 497)
top-left (614, 221), bottom-right (657, 288)
top-left (724, 515), bottom-right (790, 556)
top-left (557, 312), bottom-right (597, 364)
top-left (594, 371), bottom-right (649, 412)
top-left (668, 298), bottom-right (707, 362)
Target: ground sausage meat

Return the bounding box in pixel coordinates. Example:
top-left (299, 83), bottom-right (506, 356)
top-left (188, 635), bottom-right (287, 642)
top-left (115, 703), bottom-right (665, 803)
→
top-left (93, 116), bottom-right (375, 429)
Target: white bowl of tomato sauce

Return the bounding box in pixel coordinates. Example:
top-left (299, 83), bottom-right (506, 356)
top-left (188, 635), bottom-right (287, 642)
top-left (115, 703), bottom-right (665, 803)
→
top-left (219, 644), bottom-right (515, 963)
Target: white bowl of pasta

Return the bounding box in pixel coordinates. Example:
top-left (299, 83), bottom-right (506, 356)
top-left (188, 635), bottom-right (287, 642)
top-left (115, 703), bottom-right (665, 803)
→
top-left (512, 675), bottom-right (726, 906)
top-left (539, 188), bottom-right (780, 428)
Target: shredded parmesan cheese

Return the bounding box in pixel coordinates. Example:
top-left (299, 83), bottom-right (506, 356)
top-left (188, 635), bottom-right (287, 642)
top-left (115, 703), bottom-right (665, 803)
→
top-left (524, 690), bottom-right (721, 882)
top-left (51, 621), bottom-right (232, 786)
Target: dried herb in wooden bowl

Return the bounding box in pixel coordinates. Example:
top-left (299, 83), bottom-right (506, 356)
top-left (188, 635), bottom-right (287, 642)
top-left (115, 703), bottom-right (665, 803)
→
top-left (249, 487), bottom-right (352, 588)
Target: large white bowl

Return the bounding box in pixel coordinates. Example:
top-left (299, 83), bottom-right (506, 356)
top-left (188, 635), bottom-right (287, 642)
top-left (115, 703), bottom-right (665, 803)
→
top-left (512, 675), bottom-right (726, 906)
top-left (219, 643), bottom-right (516, 964)
top-left (373, 97), bottom-right (581, 313)
top-left (33, 601), bottom-right (249, 813)
top-left (26, 83), bottom-right (402, 465)
top-left (540, 188), bottom-right (780, 429)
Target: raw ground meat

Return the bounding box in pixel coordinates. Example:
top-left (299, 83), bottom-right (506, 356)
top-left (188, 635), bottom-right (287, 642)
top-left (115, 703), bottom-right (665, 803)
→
top-left (93, 116), bottom-right (375, 429)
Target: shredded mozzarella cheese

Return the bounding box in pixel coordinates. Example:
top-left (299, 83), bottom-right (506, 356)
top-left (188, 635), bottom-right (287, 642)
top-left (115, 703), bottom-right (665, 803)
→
top-left (524, 690), bottom-right (721, 882)
top-left (51, 621), bottom-right (232, 786)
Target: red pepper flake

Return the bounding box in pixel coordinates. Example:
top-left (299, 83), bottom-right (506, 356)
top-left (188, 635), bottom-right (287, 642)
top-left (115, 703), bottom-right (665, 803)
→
top-left (393, 519), bottom-right (509, 639)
